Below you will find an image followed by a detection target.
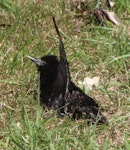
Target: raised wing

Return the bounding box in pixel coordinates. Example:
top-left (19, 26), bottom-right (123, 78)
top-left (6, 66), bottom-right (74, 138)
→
top-left (52, 17), bottom-right (70, 100)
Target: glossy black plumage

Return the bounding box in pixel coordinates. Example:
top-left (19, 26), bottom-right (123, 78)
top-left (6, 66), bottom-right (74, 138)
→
top-left (27, 17), bottom-right (107, 124)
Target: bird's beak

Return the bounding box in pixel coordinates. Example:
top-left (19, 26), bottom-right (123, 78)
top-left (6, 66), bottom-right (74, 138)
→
top-left (26, 55), bottom-right (45, 66)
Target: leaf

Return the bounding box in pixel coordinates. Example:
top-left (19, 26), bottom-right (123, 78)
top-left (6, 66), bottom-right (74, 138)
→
top-left (92, 8), bottom-right (120, 26)
top-left (92, 8), bottom-right (106, 23)
top-left (107, 0), bottom-right (115, 8)
top-left (102, 9), bottom-right (120, 26)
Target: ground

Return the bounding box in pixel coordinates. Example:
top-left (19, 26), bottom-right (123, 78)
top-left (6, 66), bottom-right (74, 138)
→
top-left (0, 0), bottom-right (130, 149)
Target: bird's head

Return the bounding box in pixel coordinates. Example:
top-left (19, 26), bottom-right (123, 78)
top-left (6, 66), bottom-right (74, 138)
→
top-left (27, 55), bottom-right (59, 73)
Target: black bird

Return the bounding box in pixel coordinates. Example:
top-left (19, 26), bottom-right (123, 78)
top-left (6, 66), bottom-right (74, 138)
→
top-left (27, 17), bottom-right (107, 124)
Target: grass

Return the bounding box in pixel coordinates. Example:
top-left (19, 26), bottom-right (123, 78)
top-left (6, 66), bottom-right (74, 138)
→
top-left (0, 0), bottom-right (130, 149)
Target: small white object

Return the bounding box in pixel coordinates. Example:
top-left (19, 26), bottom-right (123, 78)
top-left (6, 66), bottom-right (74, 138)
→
top-left (83, 76), bottom-right (100, 90)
